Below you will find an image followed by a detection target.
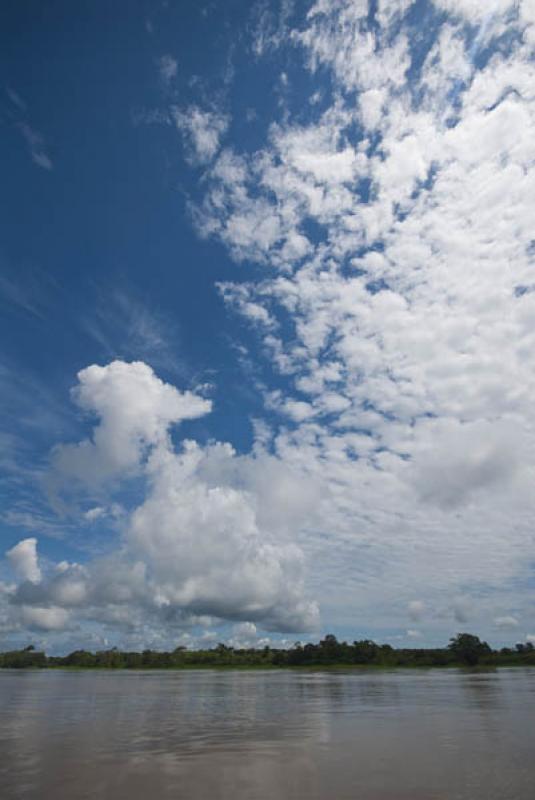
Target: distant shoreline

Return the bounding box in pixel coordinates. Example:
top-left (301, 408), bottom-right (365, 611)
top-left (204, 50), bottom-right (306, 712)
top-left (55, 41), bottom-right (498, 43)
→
top-left (2, 633), bottom-right (534, 670)
top-left (31, 663), bottom-right (535, 671)
top-left (2, 662), bottom-right (535, 672)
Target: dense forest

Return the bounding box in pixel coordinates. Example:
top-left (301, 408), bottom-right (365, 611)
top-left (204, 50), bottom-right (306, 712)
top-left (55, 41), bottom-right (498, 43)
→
top-left (1, 633), bottom-right (534, 670)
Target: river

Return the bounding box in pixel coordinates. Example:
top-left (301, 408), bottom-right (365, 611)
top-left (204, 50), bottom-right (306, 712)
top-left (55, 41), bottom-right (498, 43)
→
top-left (1, 668), bottom-right (534, 799)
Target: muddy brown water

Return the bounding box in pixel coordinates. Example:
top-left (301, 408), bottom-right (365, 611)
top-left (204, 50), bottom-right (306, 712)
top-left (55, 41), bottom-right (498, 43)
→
top-left (1, 668), bottom-right (534, 799)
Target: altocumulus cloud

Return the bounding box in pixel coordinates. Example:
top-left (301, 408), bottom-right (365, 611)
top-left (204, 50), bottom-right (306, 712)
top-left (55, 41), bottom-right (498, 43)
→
top-left (171, 0), bottom-right (535, 640)
top-left (5, 361), bottom-right (319, 636)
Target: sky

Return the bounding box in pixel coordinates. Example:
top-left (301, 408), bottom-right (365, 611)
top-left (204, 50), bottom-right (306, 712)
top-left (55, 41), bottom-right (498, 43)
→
top-left (1, 0), bottom-right (535, 655)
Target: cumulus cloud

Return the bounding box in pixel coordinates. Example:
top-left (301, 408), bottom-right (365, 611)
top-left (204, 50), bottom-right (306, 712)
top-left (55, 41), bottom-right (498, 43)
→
top-left (13, 361), bottom-right (319, 637)
top-left (50, 360), bottom-right (211, 491)
top-left (6, 538), bottom-right (41, 584)
top-left (125, 440), bottom-right (319, 631)
top-left (228, 622), bottom-right (259, 647)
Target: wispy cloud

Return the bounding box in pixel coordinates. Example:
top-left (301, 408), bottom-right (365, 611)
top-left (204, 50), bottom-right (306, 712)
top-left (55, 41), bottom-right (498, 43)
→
top-left (4, 87), bottom-right (53, 170)
top-left (17, 122), bottom-right (53, 170)
top-left (5, 86), bottom-right (27, 112)
top-left (0, 272), bottom-right (44, 319)
top-left (80, 288), bottom-right (190, 379)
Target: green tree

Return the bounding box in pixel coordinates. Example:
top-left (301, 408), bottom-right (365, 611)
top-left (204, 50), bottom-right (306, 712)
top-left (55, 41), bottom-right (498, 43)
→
top-left (448, 633), bottom-right (491, 666)
top-left (352, 640), bottom-right (380, 664)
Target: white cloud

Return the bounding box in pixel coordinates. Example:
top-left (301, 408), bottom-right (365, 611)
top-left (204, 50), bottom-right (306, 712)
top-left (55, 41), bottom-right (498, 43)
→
top-left (297, 1), bottom-right (411, 93)
top-left (218, 282), bottom-right (276, 328)
top-left (407, 418), bottom-right (523, 509)
top-left (519, 0), bottom-right (535, 45)
top-left (420, 24), bottom-right (472, 113)
top-left (494, 615), bottom-right (519, 629)
top-left (50, 360), bottom-right (211, 491)
top-left (174, 0), bottom-right (535, 644)
top-left (233, 621), bottom-right (257, 637)
top-left (228, 621), bottom-right (259, 647)
top-left (20, 605), bottom-right (70, 631)
top-left (360, 88), bottom-right (387, 130)
top-left (250, 0), bottom-right (295, 57)
top-left (431, 0), bottom-right (515, 24)
top-left (173, 105), bottom-right (229, 164)
top-left (282, 400), bottom-right (316, 422)
top-left (377, 0), bottom-right (414, 28)
top-left (125, 440), bottom-right (319, 631)
top-left (6, 538), bottom-right (41, 584)
top-left (19, 363), bottom-right (319, 636)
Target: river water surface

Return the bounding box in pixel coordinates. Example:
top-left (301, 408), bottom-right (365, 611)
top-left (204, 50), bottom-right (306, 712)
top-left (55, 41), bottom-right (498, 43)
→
top-left (0, 668), bottom-right (534, 799)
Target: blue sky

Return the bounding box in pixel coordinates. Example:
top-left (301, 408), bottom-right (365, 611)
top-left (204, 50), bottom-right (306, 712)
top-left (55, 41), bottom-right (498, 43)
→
top-left (1, 0), bottom-right (535, 654)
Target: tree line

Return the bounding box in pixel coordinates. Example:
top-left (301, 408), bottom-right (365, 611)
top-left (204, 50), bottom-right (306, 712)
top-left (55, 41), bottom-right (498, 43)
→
top-left (1, 633), bottom-right (534, 670)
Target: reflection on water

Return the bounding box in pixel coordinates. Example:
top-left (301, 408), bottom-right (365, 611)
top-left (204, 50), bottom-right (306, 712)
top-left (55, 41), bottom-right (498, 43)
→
top-left (0, 668), bottom-right (534, 799)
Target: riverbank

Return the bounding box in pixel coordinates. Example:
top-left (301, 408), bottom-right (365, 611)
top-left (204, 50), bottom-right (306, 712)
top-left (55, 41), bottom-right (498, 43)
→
top-left (2, 633), bottom-right (534, 670)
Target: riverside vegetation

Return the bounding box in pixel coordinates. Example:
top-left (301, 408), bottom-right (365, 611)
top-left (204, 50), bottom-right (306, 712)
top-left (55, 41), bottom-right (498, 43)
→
top-left (1, 633), bottom-right (534, 670)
